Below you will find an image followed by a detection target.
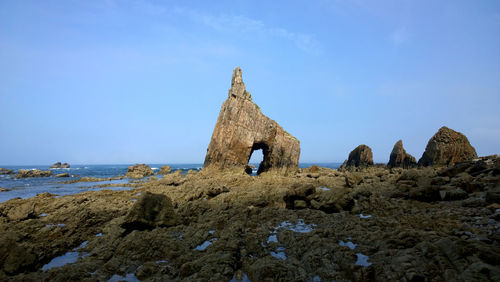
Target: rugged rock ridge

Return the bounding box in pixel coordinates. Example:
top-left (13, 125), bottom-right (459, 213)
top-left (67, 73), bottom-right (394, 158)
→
top-left (419, 126), bottom-right (477, 166)
top-left (341, 144), bottom-right (373, 168)
top-left (203, 67), bottom-right (300, 175)
top-left (388, 140), bottom-right (417, 168)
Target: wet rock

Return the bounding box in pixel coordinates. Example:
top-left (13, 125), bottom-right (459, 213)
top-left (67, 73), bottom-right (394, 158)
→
top-left (158, 165), bottom-right (172, 175)
top-left (0, 188), bottom-right (10, 192)
top-left (50, 162), bottom-right (70, 169)
top-left (121, 192), bottom-right (177, 230)
top-left (16, 169), bottom-right (52, 178)
top-left (418, 126), bottom-right (477, 166)
top-left (126, 164), bottom-right (154, 179)
top-left (341, 145), bottom-right (374, 168)
top-left (0, 168), bottom-right (14, 175)
top-left (486, 187), bottom-right (500, 204)
top-left (203, 67), bottom-right (300, 175)
top-left (387, 140), bottom-right (417, 168)
top-left (55, 173), bottom-right (70, 178)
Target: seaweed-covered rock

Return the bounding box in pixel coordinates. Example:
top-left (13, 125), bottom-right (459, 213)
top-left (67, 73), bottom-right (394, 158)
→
top-left (388, 140), bottom-right (417, 168)
top-left (16, 169), bottom-right (52, 178)
top-left (126, 164), bottom-right (154, 179)
top-left (418, 126), bottom-right (477, 166)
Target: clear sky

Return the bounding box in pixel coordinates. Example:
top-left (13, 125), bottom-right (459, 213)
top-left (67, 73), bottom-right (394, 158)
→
top-left (1, 0), bottom-right (499, 165)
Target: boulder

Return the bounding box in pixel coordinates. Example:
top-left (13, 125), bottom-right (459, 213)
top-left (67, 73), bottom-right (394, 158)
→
top-left (388, 140), bottom-right (417, 168)
top-left (0, 168), bottom-right (14, 175)
top-left (121, 192), bottom-right (177, 230)
top-left (418, 126), bottom-right (477, 166)
top-left (126, 164), bottom-right (154, 179)
top-left (50, 162), bottom-right (70, 168)
top-left (15, 169), bottom-right (52, 178)
top-left (158, 165), bottom-right (172, 175)
top-left (341, 145), bottom-right (374, 168)
top-left (7, 202), bottom-right (35, 221)
top-left (55, 173), bottom-right (70, 178)
top-left (203, 67), bottom-right (300, 175)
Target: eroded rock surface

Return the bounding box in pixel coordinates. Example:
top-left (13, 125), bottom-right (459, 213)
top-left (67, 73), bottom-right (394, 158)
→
top-left (419, 126), bottom-right (477, 166)
top-left (1, 157), bottom-right (499, 281)
top-left (203, 67), bottom-right (300, 175)
top-left (341, 145), bottom-right (374, 169)
top-left (126, 164), bottom-right (154, 179)
top-left (388, 140), bottom-right (417, 168)
top-left (16, 169), bottom-right (52, 178)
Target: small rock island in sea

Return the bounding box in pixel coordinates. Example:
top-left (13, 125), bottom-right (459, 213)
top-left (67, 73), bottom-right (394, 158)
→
top-left (0, 68), bottom-right (498, 281)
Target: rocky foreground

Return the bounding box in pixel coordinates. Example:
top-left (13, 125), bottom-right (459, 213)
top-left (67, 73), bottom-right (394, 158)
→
top-left (0, 157), bottom-right (499, 281)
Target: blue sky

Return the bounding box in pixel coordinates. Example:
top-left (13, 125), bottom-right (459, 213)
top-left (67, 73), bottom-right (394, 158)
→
top-left (1, 0), bottom-right (499, 165)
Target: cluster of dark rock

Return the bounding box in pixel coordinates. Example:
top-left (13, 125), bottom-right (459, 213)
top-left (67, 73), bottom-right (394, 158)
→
top-left (341, 126), bottom-right (478, 170)
top-left (50, 162), bottom-right (70, 169)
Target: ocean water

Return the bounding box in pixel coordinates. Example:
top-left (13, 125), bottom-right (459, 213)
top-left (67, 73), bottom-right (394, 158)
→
top-left (0, 163), bottom-right (341, 203)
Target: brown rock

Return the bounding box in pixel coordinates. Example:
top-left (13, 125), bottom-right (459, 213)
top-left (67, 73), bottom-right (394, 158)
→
top-left (55, 173), bottom-right (70, 178)
top-left (158, 165), bottom-right (172, 175)
top-left (342, 144), bottom-right (374, 168)
top-left (388, 140), bottom-right (417, 168)
top-left (121, 192), bottom-right (177, 230)
top-left (126, 164), bottom-right (154, 179)
top-left (0, 168), bottom-right (14, 175)
top-left (418, 126), bottom-right (477, 166)
top-left (7, 202), bottom-right (35, 221)
top-left (15, 169), bottom-right (52, 178)
top-left (50, 162), bottom-right (70, 169)
top-left (203, 67), bottom-right (300, 175)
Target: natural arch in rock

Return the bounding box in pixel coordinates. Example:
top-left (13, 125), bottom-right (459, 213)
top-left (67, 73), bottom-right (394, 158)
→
top-left (203, 67), bottom-right (300, 175)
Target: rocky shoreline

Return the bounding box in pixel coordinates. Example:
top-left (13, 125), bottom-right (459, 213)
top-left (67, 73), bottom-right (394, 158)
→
top-left (0, 156), bottom-right (499, 281)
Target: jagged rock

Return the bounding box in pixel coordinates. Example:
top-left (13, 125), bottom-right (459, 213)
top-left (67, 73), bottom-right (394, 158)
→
top-left (121, 192), bottom-right (177, 230)
top-left (388, 140), bottom-right (417, 168)
top-left (16, 169), bottom-right (52, 178)
top-left (203, 67), bottom-right (300, 175)
top-left (341, 145), bottom-right (374, 168)
top-left (50, 162), bottom-right (70, 169)
top-left (0, 168), bottom-right (14, 175)
top-left (158, 165), bottom-right (172, 175)
top-left (126, 164), bottom-right (154, 179)
top-left (418, 126), bottom-right (477, 166)
top-left (55, 173), bottom-right (70, 178)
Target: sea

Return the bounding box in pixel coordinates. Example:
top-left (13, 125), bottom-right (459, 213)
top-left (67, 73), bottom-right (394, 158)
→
top-left (0, 163), bottom-right (341, 203)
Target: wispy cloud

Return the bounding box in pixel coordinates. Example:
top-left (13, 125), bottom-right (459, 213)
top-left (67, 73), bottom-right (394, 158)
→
top-left (174, 7), bottom-right (322, 54)
top-left (390, 27), bottom-right (411, 45)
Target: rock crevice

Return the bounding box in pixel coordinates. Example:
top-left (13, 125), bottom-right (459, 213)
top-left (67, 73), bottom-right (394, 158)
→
top-left (203, 67), bottom-right (300, 175)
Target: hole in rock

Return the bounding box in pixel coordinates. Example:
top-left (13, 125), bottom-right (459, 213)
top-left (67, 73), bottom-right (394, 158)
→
top-left (246, 142), bottom-right (269, 175)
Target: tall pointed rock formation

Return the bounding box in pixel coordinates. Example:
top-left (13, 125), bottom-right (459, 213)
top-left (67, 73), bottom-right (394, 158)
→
top-left (388, 140), bottom-right (417, 168)
top-left (203, 67), bottom-right (300, 175)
